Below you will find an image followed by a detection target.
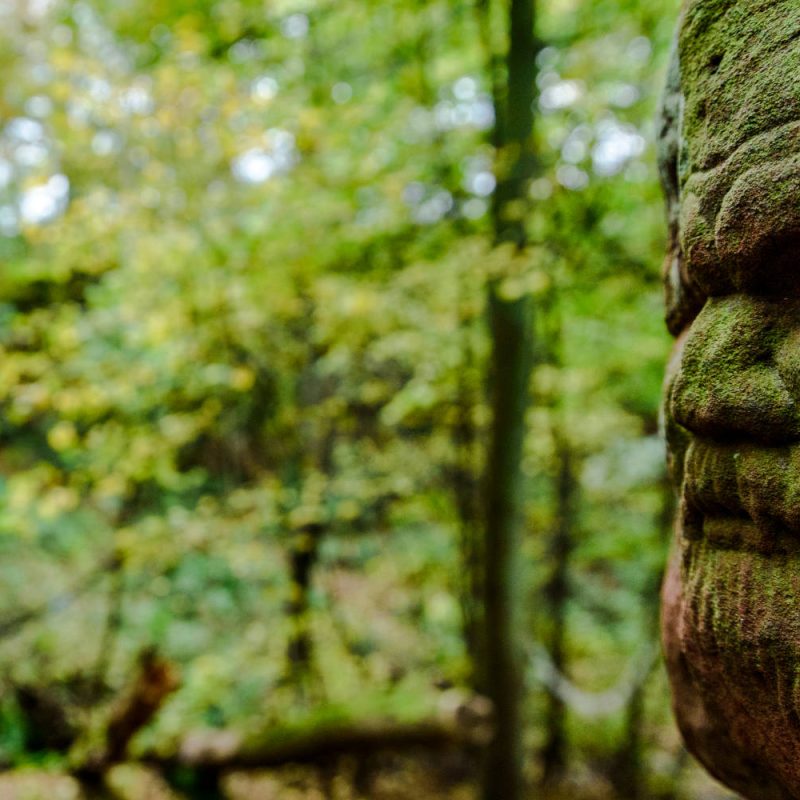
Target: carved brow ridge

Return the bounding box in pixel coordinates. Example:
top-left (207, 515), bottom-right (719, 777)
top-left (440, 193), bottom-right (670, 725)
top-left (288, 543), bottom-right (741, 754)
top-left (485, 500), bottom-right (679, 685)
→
top-left (683, 117), bottom-right (800, 181)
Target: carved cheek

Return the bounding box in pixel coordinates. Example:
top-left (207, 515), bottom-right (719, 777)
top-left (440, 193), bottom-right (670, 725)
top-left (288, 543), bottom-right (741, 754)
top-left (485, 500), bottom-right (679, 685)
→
top-left (716, 156), bottom-right (800, 293)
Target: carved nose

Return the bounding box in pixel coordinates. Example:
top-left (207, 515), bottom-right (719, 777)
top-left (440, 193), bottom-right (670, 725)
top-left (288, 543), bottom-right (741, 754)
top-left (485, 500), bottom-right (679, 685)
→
top-left (670, 295), bottom-right (800, 443)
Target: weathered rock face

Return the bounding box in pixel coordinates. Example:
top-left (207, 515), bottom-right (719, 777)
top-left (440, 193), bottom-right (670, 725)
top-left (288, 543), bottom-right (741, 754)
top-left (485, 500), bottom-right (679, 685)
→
top-left (659, 2), bottom-right (800, 798)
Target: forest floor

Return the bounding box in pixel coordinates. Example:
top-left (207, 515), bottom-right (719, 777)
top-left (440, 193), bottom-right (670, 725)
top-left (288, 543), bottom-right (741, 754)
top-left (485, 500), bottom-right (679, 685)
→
top-left (0, 759), bottom-right (739, 800)
top-left (0, 759), bottom-right (472, 800)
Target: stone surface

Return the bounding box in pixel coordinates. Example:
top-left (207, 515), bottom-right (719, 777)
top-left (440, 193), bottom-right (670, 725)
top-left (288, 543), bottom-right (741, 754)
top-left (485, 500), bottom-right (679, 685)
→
top-left (660, 2), bottom-right (800, 798)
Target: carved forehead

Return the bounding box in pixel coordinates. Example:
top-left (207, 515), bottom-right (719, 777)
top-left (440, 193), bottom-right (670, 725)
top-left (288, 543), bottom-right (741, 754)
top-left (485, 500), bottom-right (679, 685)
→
top-left (679, 0), bottom-right (800, 174)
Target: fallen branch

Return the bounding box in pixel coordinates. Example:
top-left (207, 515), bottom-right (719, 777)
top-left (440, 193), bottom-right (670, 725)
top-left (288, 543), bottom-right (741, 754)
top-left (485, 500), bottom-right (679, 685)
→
top-left (143, 693), bottom-right (493, 773)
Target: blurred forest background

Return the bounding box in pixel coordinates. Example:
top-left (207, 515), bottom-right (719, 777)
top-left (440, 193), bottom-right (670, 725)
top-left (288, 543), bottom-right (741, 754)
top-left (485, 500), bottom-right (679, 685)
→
top-left (0, 0), bottom-right (737, 798)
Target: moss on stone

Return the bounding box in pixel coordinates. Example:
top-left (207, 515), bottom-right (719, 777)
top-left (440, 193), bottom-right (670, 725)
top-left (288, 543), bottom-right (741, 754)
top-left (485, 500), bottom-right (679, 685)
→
top-left (680, 1), bottom-right (800, 174)
top-left (670, 295), bottom-right (800, 443)
top-left (666, 2), bottom-right (800, 298)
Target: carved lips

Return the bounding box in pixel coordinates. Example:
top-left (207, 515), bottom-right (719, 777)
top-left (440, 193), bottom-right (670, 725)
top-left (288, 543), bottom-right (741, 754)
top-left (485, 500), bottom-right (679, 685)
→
top-left (680, 440), bottom-right (800, 552)
top-left (668, 295), bottom-right (800, 552)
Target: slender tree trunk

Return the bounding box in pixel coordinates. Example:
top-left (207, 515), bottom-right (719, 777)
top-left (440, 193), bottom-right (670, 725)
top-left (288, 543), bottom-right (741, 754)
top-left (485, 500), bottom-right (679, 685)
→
top-left (481, 290), bottom-right (531, 800)
top-left (540, 435), bottom-right (576, 787)
top-left (93, 556), bottom-right (124, 698)
top-left (286, 522), bottom-right (323, 679)
top-left (453, 280), bottom-right (484, 685)
top-left (610, 467), bottom-right (675, 798)
top-left (480, 1), bottom-right (540, 798)
top-left (612, 679), bottom-right (646, 800)
top-left (283, 328), bottom-right (334, 692)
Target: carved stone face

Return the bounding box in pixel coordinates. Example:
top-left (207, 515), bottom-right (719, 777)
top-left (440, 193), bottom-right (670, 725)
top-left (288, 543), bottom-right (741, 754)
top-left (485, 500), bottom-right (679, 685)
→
top-left (659, 2), bottom-right (800, 798)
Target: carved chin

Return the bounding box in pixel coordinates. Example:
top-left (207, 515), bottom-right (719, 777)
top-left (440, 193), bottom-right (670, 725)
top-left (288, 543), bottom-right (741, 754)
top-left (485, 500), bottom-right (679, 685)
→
top-left (663, 529), bottom-right (800, 799)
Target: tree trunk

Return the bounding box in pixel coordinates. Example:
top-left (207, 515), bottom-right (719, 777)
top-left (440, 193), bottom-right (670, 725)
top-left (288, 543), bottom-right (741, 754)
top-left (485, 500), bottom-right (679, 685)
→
top-left (453, 286), bottom-right (484, 685)
top-left (539, 435), bottom-right (576, 787)
top-left (480, 0), bottom-right (540, 798)
top-left (286, 522), bottom-right (323, 681)
top-left (610, 469), bottom-right (675, 798)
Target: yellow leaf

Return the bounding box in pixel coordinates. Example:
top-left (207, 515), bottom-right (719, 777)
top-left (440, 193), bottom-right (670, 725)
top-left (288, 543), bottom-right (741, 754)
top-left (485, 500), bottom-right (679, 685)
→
top-left (48, 421), bottom-right (77, 451)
